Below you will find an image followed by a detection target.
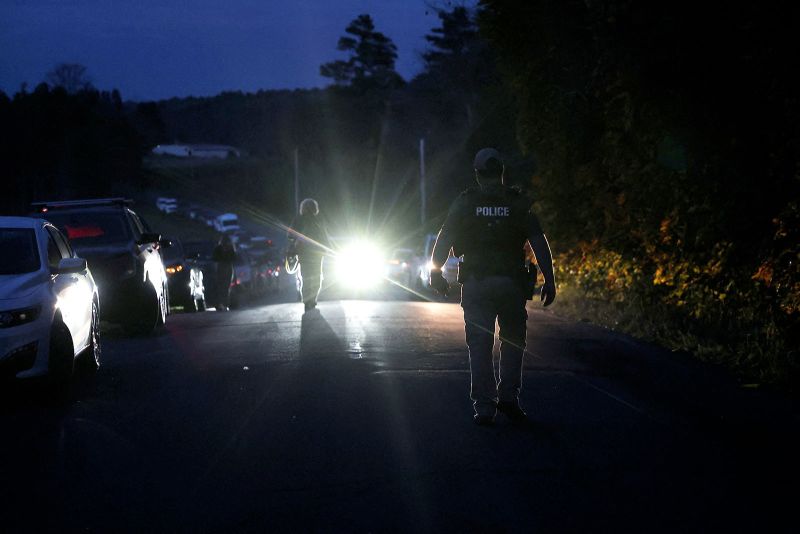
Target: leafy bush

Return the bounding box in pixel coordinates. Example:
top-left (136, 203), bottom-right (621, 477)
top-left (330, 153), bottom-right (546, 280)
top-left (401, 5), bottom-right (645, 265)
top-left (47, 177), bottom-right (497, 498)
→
top-left (481, 0), bottom-right (800, 387)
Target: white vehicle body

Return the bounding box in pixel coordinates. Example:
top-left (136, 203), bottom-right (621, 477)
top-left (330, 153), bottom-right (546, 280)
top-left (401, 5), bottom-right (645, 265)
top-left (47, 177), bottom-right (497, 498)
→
top-left (155, 197), bottom-right (178, 214)
top-left (0, 217), bottom-right (99, 380)
top-left (214, 213), bottom-right (240, 233)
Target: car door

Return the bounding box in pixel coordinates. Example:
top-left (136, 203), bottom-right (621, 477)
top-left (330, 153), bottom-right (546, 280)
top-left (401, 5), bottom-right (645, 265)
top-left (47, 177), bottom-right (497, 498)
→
top-left (46, 225), bottom-right (92, 354)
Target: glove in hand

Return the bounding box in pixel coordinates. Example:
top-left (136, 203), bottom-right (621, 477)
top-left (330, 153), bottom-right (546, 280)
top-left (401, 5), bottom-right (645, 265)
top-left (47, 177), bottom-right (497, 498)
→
top-left (429, 270), bottom-right (449, 297)
top-left (540, 281), bottom-right (556, 307)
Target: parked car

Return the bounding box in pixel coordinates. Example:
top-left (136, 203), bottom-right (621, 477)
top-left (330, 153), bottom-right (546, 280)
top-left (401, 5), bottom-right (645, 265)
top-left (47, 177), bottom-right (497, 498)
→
top-left (31, 198), bottom-right (169, 334)
top-left (155, 197), bottom-right (178, 214)
top-left (386, 248), bottom-right (424, 288)
top-left (161, 237), bottom-right (206, 312)
top-left (0, 216), bottom-right (100, 384)
top-left (214, 213), bottom-right (240, 233)
top-left (248, 238), bottom-right (281, 293)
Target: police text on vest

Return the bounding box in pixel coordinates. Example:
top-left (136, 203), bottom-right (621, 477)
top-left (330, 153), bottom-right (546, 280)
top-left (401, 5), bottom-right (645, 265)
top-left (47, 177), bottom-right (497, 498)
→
top-left (476, 206), bottom-right (510, 217)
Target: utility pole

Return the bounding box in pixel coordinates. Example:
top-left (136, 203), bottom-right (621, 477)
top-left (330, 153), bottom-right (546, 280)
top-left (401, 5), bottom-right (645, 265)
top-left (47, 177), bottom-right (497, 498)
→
top-left (419, 138), bottom-right (426, 227)
top-left (293, 147), bottom-right (299, 213)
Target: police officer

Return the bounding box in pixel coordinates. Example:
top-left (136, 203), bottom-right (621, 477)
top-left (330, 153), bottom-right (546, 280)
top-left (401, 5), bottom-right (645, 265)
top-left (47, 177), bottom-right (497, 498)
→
top-left (288, 198), bottom-right (329, 312)
top-left (430, 148), bottom-right (556, 426)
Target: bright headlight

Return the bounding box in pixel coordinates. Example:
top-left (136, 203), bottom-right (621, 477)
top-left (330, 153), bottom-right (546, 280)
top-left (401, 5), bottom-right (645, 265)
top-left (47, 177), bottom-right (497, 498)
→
top-left (334, 241), bottom-right (385, 288)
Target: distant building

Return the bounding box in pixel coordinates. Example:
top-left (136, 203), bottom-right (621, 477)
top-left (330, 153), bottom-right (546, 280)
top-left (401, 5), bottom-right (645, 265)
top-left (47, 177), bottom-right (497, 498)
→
top-left (152, 143), bottom-right (241, 159)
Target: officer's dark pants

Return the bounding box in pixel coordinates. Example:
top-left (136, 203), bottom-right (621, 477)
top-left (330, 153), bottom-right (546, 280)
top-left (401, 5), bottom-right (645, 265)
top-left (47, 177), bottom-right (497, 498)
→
top-left (216, 263), bottom-right (234, 309)
top-left (461, 275), bottom-right (528, 416)
top-left (298, 253), bottom-right (324, 306)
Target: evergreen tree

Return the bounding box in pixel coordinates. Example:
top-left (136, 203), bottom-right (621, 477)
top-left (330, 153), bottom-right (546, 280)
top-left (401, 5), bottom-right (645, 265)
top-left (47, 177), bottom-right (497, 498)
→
top-left (320, 14), bottom-right (403, 93)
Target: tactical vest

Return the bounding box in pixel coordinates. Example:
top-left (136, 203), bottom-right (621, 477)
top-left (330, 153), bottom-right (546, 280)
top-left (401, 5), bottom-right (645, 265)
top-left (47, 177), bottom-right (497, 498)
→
top-left (452, 184), bottom-right (529, 276)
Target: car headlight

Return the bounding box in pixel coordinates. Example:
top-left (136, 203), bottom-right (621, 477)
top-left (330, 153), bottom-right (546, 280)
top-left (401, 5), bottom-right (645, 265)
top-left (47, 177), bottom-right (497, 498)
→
top-left (0, 306), bottom-right (41, 328)
top-left (334, 241), bottom-right (385, 288)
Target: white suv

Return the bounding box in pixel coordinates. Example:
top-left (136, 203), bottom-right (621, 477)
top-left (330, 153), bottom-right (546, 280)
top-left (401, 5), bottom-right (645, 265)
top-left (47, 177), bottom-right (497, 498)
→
top-left (0, 217), bottom-right (100, 383)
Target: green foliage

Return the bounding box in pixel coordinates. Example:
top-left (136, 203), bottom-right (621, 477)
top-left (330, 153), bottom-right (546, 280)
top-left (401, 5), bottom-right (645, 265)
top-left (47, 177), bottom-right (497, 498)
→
top-left (481, 0), bottom-right (800, 386)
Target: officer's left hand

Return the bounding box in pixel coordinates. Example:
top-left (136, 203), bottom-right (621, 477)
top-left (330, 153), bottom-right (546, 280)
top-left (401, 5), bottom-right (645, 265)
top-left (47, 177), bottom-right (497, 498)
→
top-left (430, 270), bottom-right (449, 297)
top-left (541, 281), bottom-right (556, 307)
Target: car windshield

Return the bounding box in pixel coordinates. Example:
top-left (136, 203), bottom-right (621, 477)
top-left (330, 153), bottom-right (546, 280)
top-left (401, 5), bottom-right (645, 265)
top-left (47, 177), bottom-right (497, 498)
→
top-left (0, 228), bottom-right (40, 274)
top-left (45, 210), bottom-right (131, 247)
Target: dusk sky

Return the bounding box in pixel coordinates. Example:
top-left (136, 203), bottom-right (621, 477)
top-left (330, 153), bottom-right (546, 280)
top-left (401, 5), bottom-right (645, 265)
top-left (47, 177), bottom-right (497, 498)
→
top-left (1, 0), bottom-right (475, 101)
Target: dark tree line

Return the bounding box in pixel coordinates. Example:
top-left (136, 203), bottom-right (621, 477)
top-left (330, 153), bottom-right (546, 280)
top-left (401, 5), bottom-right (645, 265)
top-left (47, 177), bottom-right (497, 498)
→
top-left (1, 78), bottom-right (144, 214)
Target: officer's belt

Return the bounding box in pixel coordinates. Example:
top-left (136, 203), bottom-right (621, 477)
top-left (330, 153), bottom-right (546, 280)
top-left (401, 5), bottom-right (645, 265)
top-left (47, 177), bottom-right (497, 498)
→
top-left (459, 260), bottom-right (525, 280)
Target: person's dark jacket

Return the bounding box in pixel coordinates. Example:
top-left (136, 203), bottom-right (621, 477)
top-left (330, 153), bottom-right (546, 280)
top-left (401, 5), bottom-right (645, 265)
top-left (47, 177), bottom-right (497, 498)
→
top-left (288, 213), bottom-right (329, 257)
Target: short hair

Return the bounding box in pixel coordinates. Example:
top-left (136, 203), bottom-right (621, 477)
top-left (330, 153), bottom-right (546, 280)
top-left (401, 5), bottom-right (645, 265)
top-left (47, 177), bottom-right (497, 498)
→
top-left (299, 198), bottom-right (319, 216)
top-left (476, 162), bottom-right (504, 181)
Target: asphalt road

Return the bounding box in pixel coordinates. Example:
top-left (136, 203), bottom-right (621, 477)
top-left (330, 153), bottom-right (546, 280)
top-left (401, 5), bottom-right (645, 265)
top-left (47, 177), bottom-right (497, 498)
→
top-left (1, 284), bottom-right (797, 533)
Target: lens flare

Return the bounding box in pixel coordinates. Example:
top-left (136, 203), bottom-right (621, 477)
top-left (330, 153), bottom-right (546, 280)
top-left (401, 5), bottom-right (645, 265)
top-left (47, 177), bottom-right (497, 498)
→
top-left (334, 240), bottom-right (385, 289)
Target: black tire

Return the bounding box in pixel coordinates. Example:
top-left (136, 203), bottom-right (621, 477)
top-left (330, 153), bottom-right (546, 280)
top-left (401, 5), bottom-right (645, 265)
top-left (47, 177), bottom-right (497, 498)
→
top-left (79, 302), bottom-right (101, 374)
top-left (158, 284), bottom-right (168, 325)
top-left (49, 320), bottom-right (74, 385)
top-left (125, 282), bottom-right (160, 335)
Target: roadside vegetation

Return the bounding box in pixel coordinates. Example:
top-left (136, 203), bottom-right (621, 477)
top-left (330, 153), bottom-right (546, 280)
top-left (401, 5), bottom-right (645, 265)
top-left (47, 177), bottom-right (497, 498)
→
top-left (481, 0), bottom-right (799, 389)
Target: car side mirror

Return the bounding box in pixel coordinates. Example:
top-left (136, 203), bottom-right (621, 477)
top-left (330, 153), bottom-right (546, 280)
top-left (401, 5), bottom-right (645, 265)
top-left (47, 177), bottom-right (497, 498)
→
top-left (137, 232), bottom-right (161, 245)
top-left (54, 257), bottom-right (87, 274)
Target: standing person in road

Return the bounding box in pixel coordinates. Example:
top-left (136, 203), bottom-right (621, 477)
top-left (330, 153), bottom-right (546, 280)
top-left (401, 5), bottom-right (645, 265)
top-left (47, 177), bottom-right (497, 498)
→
top-left (429, 148), bottom-right (557, 426)
top-left (213, 234), bottom-right (237, 311)
top-left (288, 198), bottom-right (329, 312)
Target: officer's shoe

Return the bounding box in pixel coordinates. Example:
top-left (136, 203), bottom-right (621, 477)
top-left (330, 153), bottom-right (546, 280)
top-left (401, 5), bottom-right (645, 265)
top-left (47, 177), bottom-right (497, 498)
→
top-left (497, 401), bottom-right (528, 423)
top-left (473, 413), bottom-right (495, 426)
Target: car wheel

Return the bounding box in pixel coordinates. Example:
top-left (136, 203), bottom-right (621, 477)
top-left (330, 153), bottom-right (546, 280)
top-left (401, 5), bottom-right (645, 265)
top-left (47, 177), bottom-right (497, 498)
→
top-left (157, 284), bottom-right (168, 325)
top-left (79, 302), bottom-right (101, 373)
top-left (126, 282), bottom-right (160, 335)
top-left (49, 320), bottom-right (74, 384)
